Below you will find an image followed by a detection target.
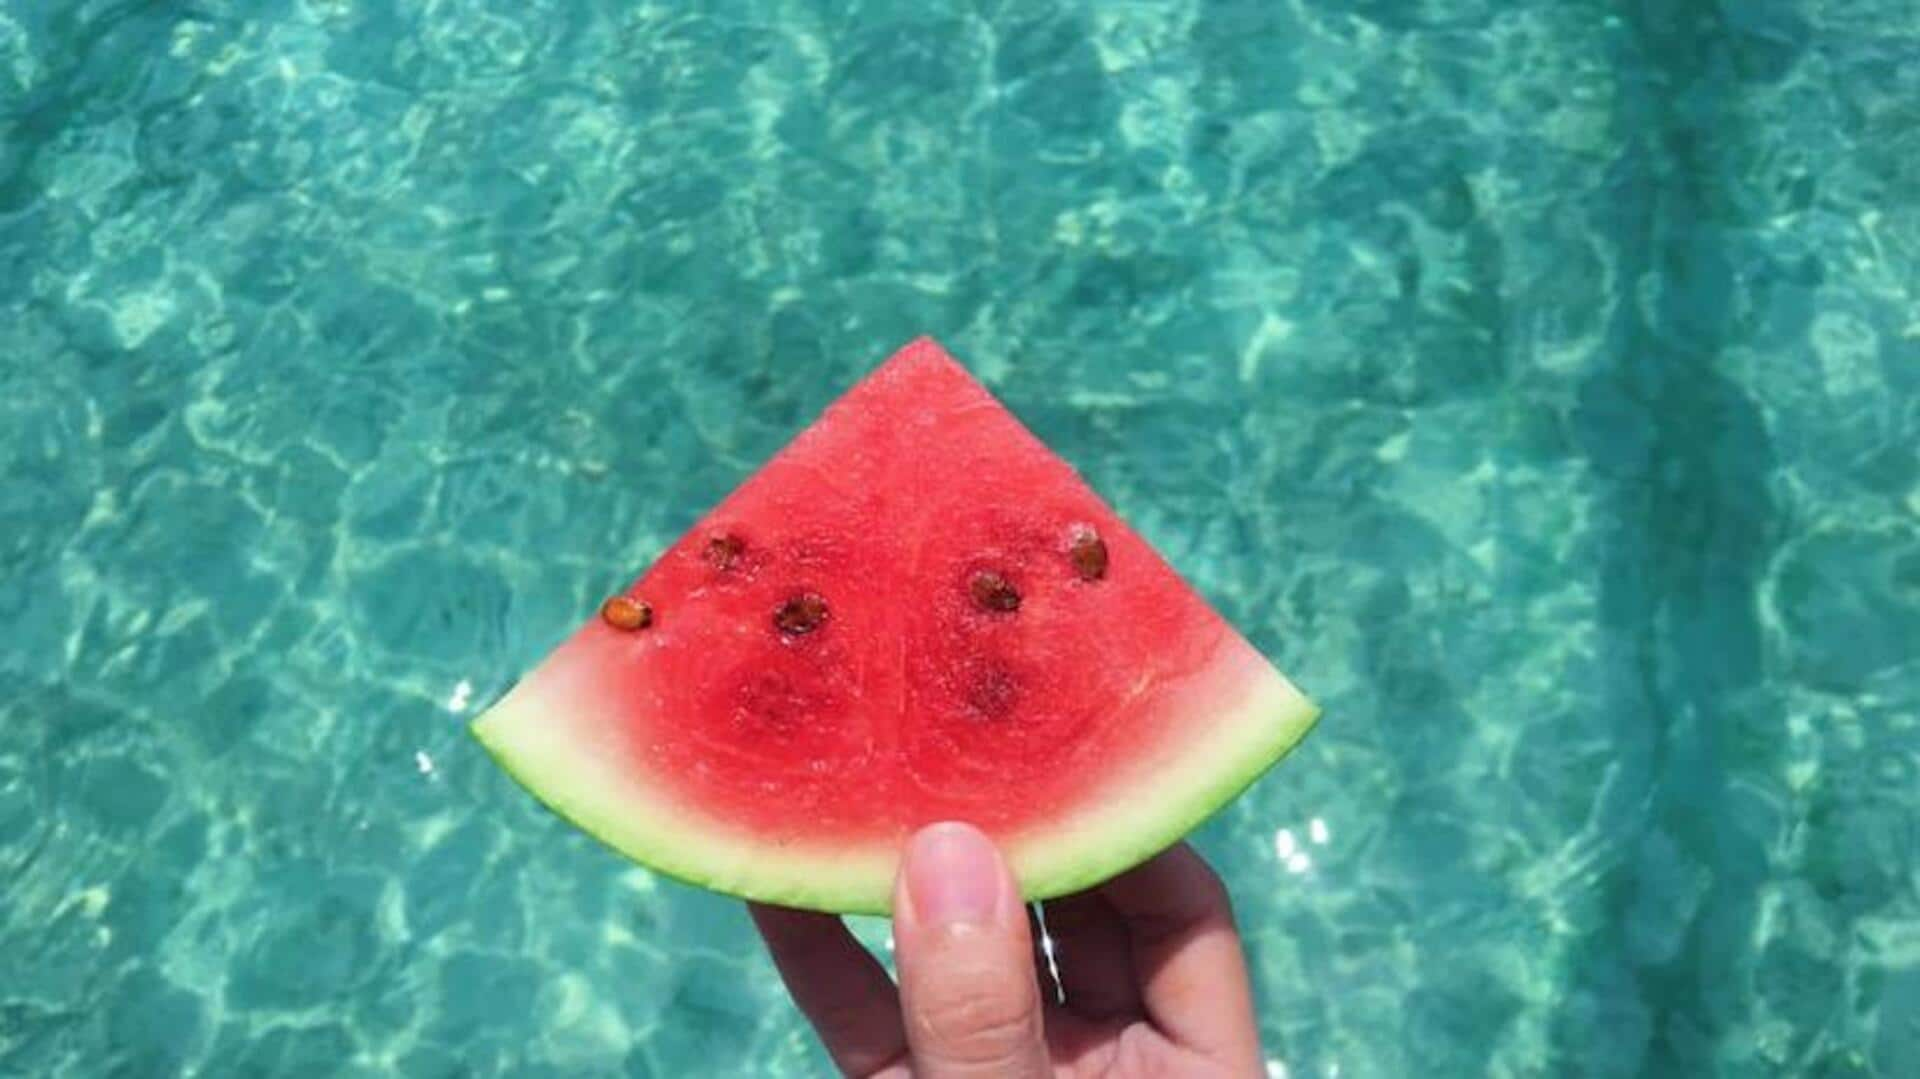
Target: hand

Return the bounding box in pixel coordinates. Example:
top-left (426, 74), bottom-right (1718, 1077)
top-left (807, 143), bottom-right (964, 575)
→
top-left (750, 822), bottom-right (1264, 1077)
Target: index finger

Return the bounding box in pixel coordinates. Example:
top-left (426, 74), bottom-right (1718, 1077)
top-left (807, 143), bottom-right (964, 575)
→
top-left (1098, 843), bottom-right (1262, 1071)
top-left (748, 903), bottom-right (909, 1077)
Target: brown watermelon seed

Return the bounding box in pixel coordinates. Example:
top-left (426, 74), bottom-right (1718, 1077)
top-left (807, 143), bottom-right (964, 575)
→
top-left (773, 592), bottom-right (829, 635)
top-left (969, 570), bottom-right (1022, 613)
top-left (1068, 526), bottom-right (1109, 581)
top-left (600, 595), bottom-right (653, 631)
top-left (704, 531), bottom-right (744, 570)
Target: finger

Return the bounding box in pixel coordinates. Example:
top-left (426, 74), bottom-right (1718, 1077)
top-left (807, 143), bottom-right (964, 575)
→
top-left (892, 823), bottom-right (1051, 1079)
top-left (1098, 843), bottom-right (1262, 1071)
top-left (748, 903), bottom-right (908, 1076)
top-left (1037, 892), bottom-right (1141, 1019)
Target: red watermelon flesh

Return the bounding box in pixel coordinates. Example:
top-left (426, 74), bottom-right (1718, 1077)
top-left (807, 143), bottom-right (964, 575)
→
top-left (473, 338), bottom-right (1317, 913)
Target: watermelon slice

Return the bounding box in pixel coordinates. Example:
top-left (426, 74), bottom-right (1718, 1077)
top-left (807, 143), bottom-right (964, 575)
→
top-left (473, 338), bottom-right (1317, 913)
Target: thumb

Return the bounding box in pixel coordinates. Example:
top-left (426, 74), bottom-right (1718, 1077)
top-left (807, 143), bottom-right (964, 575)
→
top-left (892, 823), bottom-right (1050, 1079)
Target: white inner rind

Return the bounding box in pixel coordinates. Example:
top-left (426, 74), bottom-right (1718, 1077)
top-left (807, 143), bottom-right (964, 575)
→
top-left (471, 632), bottom-right (1318, 915)
top-left (999, 635), bottom-right (1318, 902)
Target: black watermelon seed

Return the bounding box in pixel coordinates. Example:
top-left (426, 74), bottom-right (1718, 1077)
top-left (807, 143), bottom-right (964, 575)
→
top-left (773, 592), bottom-right (829, 635)
top-left (969, 571), bottom-right (1021, 613)
top-left (704, 532), bottom-right (744, 570)
top-left (1068, 526), bottom-right (1109, 581)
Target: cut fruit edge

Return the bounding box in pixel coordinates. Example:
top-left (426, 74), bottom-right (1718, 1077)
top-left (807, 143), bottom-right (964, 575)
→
top-left (470, 632), bottom-right (1319, 915)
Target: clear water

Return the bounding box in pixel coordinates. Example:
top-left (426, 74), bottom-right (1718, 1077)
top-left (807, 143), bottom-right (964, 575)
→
top-left (3, 0), bottom-right (1917, 1075)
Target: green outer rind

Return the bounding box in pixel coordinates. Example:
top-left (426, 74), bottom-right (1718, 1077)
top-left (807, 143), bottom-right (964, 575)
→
top-left (476, 736), bottom-right (900, 913)
top-left (470, 639), bottom-right (1319, 915)
top-left (1009, 675), bottom-right (1320, 906)
top-left (472, 649), bottom-right (902, 913)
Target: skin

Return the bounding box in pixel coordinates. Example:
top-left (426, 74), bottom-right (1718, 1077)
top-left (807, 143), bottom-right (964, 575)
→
top-left (750, 823), bottom-right (1265, 1078)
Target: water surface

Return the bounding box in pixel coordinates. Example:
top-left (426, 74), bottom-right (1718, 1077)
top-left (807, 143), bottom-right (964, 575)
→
top-left (3, 1), bottom-right (1917, 1074)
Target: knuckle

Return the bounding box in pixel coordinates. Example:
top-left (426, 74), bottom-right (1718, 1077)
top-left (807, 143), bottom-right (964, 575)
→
top-left (1134, 865), bottom-right (1238, 945)
top-left (1186, 855), bottom-right (1232, 910)
top-left (913, 966), bottom-right (1041, 1062)
top-left (1198, 870), bottom-right (1237, 925)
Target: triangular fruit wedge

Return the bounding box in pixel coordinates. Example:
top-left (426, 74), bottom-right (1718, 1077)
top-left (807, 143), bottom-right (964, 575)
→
top-left (473, 338), bottom-right (1318, 913)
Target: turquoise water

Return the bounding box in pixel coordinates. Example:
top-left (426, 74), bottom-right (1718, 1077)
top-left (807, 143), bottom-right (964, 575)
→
top-left (3, 0), bottom-right (1917, 1074)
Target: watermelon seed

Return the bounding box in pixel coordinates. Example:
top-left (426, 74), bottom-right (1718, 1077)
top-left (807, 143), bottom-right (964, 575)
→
top-left (704, 532), bottom-right (744, 570)
top-left (774, 592), bottom-right (829, 635)
top-left (1068, 526), bottom-right (1108, 581)
top-left (600, 595), bottom-right (653, 631)
top-left (969, 571), bottom-right (1022, 613)
top-left (966, 664), bottom-right (1020, 719)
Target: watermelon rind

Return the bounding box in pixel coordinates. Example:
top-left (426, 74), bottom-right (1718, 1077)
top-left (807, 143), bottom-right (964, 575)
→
top-left (470, 634), bottom-right (1317, 915)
